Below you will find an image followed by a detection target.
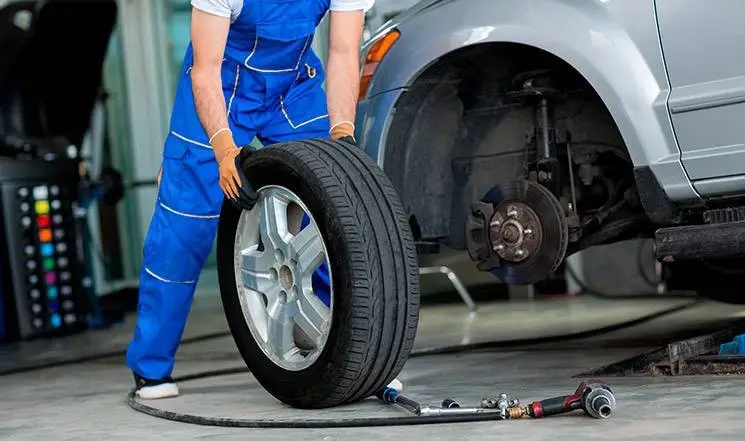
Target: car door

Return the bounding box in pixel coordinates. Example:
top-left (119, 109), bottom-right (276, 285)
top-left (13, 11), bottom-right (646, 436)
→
top-left (656, 0), bottom-right (745, 196)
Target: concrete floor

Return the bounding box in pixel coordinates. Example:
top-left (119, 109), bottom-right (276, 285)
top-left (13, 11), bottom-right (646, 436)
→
top-left (2, 292), bottom-right (745, 440)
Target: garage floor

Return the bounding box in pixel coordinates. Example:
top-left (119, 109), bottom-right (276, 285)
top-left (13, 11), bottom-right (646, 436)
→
top-left (2, 291), bottom-right (745, 440)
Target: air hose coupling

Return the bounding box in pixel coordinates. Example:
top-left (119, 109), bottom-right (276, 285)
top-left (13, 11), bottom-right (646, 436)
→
top-left (379, 387), bottom-right (399, 404)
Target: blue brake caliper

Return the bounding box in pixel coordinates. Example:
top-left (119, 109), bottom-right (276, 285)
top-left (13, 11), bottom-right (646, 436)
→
top-left (300, 213), bottom-right (331, 307)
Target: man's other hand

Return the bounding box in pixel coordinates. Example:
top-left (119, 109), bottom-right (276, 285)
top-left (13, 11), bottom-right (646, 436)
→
top-left (337, 135), bottom-right (356, 146)
top-left (331, 121), bottom-right (356, 145)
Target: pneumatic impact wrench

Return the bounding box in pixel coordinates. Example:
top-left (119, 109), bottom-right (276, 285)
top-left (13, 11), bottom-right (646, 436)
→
top-left (521, 380), bottom-right (616, 419)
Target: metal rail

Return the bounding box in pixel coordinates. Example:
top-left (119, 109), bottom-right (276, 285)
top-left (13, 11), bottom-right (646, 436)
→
top-left (419, 266), bottom-right (477, 312)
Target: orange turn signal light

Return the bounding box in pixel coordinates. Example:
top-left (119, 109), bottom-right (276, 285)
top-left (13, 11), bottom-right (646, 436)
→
top-left (359, 29), bottom-right (400, 100)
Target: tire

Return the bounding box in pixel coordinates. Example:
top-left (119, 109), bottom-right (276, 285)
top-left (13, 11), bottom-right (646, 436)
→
top-left (216, 139), bottom-right (421, 409)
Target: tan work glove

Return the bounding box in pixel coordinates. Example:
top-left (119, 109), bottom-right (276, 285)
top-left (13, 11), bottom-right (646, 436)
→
top-left (211, 129), bottom-right (258, 210)
top-left (330, 121), bottom-right (356, 145)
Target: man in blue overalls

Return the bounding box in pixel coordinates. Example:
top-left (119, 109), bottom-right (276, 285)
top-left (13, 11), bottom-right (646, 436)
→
top-left (126, 0), bottom-right (375, 399)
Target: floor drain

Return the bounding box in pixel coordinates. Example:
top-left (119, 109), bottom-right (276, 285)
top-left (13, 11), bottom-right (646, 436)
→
top-left (578, 326), bottom-right (745, 377)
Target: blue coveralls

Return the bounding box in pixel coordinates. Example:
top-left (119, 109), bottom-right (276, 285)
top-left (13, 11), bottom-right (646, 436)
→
top-left (127, 0), bottom-right (333, 381)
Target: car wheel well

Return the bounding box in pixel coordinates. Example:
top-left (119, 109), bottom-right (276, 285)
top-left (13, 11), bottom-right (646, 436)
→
top-left (383, 42), bottom-right (633, 250)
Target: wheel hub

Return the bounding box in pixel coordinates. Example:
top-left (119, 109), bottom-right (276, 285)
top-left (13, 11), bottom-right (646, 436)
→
top-left (466, 179), bottom-right (569, 285)
top-left (489, 203), bottom-right (542, 263)
top-left (279, 264), bottom-right (294, 291)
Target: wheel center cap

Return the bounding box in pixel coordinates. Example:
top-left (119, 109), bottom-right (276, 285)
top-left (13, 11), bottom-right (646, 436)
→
top-left (279, 265), bottom-right (294, 290)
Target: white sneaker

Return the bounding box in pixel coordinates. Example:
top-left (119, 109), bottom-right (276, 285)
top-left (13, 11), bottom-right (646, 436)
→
top-left (133, 372), bottom-right (180, 399)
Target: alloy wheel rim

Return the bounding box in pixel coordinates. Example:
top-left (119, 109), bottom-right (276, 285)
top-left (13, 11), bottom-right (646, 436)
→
top-left (233, 185), bottom-right (334, 371)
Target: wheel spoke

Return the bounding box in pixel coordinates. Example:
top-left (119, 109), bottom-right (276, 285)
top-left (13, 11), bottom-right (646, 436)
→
top-left (260, 192), bottom-right (290, 251)
top-left (291, 225), bottom-right (326, 278)
top-left (239, 246), bottom-right (277, 293)
top-left (294, 291), bottom-right (329, 347)
top-left (240, 268), bottom-right (274, 292)
top-left (235, 206), bottom-right (261, 249)
top-left (266, 301), bottom-right (296, 357)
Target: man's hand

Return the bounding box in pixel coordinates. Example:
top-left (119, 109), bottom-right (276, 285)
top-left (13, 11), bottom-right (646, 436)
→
top-left (213, 131), bottom-right (257, 210)
top-left (230, 148), bottom-right (258, 211)
top-left (330, 121), bottom-right (356, 142)
top-left (215, 143), bottom-right (242, 201)
top-left (326, 9), bottom-right (365, 141)
top-left (337, 135), bottom-right (356, 146)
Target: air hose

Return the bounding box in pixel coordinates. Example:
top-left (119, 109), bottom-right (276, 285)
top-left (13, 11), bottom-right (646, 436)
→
top-left (124, 300), bottom-right (698, 428)
top-left (127, 379), bottom-right (505, 428)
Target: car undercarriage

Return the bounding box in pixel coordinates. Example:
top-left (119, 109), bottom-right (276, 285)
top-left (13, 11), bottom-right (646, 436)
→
top-left (374, 42), bottom-right (745, 303)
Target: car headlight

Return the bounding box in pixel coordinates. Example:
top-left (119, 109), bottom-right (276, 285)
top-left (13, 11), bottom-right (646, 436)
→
top-left (358, 28), bottom-right (400, 100)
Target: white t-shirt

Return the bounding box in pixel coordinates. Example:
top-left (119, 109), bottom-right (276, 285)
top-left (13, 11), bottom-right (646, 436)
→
top-left (192, 0), bottom-right (375, 22)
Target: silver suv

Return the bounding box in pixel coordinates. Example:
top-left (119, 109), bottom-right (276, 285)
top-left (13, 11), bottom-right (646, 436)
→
top-left (355, 0), bottom-right (745, 303)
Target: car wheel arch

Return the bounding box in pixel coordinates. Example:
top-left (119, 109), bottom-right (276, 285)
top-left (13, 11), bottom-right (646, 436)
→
top-left (375, 38), bottom-right (646, 246)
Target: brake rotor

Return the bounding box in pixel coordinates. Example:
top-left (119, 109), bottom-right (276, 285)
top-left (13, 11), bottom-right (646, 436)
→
top-left (483, 180), bottom-right (568, 285)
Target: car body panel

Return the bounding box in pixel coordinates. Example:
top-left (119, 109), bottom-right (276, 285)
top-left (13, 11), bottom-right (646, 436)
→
top-left (362, 0), bottom-right (423, 42)
top-left (358, 0), bottom-right (736, 204)
top-left (656, 0), bottom-right (745, 195)
top-left (356, 88), bottom-right (404, 165)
